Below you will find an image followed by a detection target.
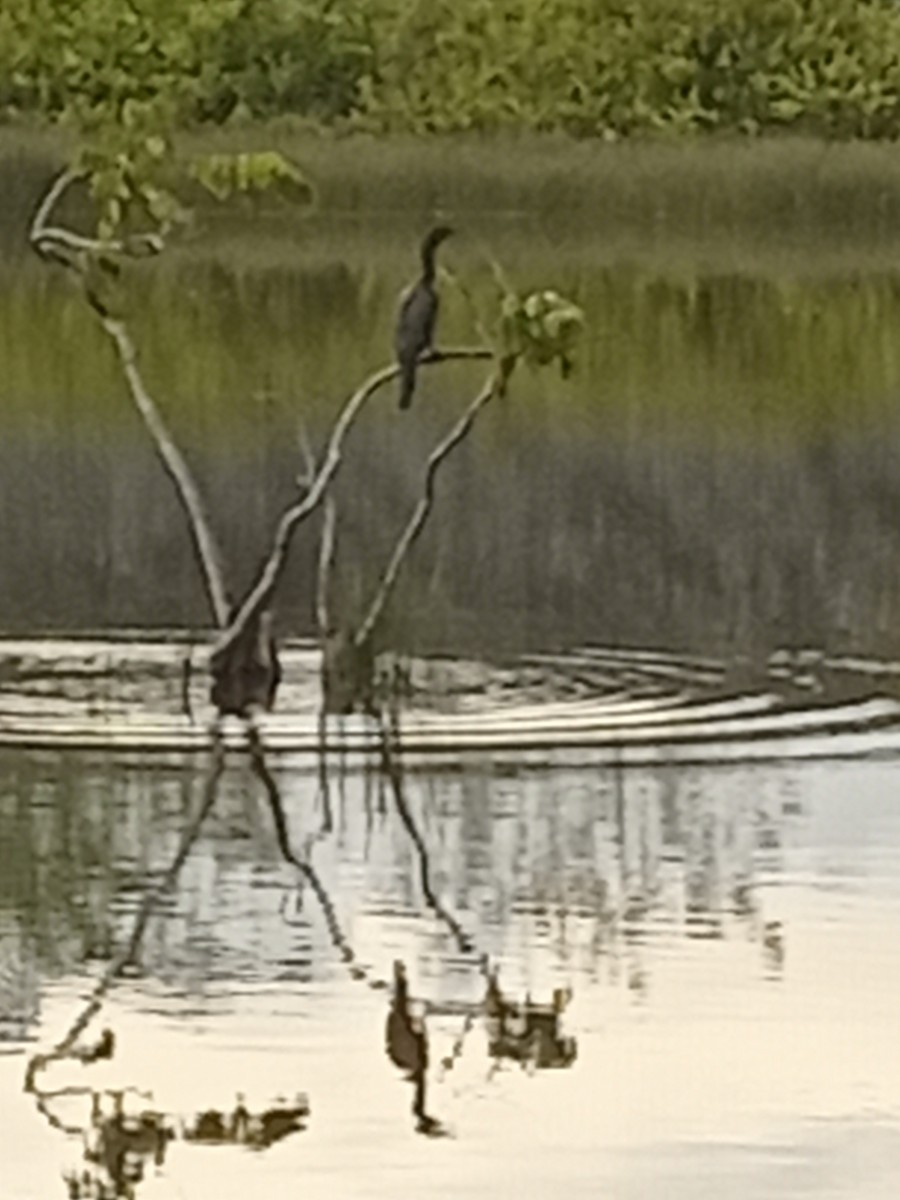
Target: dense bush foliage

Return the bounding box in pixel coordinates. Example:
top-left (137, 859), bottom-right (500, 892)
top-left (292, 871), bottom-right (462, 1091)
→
top-left (4, 0), bottom-right (900, 138)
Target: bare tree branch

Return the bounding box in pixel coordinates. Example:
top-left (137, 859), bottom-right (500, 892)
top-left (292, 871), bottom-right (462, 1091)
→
top-left (316, 499), bottom-right (337, 639)
top-left (212, 348), bottom-right (494, 663)
top-left (30, 167), bottom-right (163, 262)
top-left (31, 169), bottom-right (497, 698)
top-left (355, 372), bottom-right (498, 649)
top-left (29, 168), bottom-right (231, 629)
top-left (313, 494), bottom-right (337, 832)
top-left (292, 412), bottom-right (337, 641)
top-left (101, 317), bottom-right (231, 627)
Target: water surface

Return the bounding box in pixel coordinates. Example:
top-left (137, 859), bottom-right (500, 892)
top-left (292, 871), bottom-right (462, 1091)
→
top-left (2, 727), bottom-right (899, 1199)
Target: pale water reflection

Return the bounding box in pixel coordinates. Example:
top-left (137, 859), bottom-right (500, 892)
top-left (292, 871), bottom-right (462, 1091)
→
top-left (2, 750), bottom-right (900, 1198)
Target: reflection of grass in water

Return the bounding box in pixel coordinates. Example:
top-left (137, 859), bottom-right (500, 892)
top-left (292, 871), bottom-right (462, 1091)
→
top-left (3, 242), bottom-right (900, 439)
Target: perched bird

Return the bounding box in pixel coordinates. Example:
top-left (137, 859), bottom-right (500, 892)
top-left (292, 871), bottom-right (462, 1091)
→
top-left (395, 226), bottom-right (454, 410)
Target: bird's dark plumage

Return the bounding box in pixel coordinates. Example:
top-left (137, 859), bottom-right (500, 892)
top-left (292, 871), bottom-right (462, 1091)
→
top-left (386, 960), bottom-right (424, 1074)
top-left (395, 226), bottom-right (453, 410)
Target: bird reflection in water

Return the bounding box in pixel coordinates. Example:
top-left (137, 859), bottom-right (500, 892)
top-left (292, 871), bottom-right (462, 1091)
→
top-left (385, 960), bottom-right (444, 1135)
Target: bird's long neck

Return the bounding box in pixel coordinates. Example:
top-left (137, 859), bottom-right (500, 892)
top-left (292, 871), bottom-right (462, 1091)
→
top-left (420, 241), bottom-right (438, 284)
top-left (393, 971), bottom-right (410, 1013)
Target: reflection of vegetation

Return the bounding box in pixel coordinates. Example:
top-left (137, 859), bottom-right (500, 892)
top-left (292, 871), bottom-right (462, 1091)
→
top-left (376, 709), bottom-right (474, 953)
top-left (485, 971), bottom-right (577, 1072)
top-left (2, 748), bottom-right (799, 1191)
top-left (2, 756), bottom-right (793, 989)
top-left (57, 1086), bottom-right (310, 1198)
top-left (70, 1090), bottom-right (172, 1200)
top-left (184, 1093), bottom-right (310, 1148)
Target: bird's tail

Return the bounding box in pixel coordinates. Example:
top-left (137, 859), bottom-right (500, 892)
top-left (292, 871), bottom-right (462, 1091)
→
top-left (398, 363), bottom-right (416, 410)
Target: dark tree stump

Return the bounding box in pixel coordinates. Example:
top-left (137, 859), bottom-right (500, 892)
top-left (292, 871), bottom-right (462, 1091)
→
top-left (210, 610), bottom-right (281, 717)
top-left (322, 630), bottom-right (375, 715)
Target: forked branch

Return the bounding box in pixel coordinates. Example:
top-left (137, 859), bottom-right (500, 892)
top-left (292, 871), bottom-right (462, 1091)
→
top-left (31, 167), bottom-right (164, 264)
top-left (31, 168), bottom-right (497, 682)
top-left (212, 348), bottom-right (494, 662)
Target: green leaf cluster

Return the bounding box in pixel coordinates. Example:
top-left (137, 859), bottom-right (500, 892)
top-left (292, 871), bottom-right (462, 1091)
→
top-left (358, 0), bottom-right (900, 138)
top-left (499, 289), bottom-right (585, 379)
top-left (190, 151), bottom-right (314, 205)
top-left (0, 0), bottom-right (370, 128)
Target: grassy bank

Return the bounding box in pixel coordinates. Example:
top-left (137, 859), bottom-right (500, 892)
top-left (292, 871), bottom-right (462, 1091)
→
top-left (8, 127), bottom-right (900, 272)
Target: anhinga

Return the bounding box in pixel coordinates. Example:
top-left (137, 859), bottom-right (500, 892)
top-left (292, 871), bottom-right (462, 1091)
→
top-left (395, 225), bottom-right (454, 410)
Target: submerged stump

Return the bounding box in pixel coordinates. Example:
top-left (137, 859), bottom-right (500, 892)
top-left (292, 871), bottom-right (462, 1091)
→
top-left (210, 610), bottom-right (281, 717)
top-left (321, 630), bottom-right (375, 715)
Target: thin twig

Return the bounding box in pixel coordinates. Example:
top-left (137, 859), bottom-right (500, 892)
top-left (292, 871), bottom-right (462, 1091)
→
top-left (103, 319), bottom-right (231, 626)
top-left (30, 167), bottom-right (163, 261)
top-left (294, 412), bottom-right (336, 829)
top-left (356, 372), bottom-right (497, 648)
top-left (313, 489), bottom-right (336, 835)
top-left (316, 499), bottom-right (337, 640)
top-left (293, 413), bottom-right (318, 488)
top-left (180, 639), bottom-right (195, 723)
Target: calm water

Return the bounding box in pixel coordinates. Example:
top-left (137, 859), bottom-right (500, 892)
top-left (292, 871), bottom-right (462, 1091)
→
top-left (2, 742), bottom-right (900, 1198)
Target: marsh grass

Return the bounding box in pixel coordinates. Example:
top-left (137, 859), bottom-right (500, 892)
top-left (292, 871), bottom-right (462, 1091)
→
top-left (7, 129), bottom-right (900, 657)
top-left (9, 127), bottom-right (900, 261)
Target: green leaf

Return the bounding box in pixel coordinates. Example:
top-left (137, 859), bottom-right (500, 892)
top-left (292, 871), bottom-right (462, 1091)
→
top-left (189, 151), bottom-right (315, 206)
top-left (493, 286), bottom-right (584, 382)
top-left (144, 134), bottom-right (167, 161)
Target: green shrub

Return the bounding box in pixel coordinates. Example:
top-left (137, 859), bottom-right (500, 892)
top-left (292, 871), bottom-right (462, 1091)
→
top-left (4, 0), bottom-right (900, 138)
top-left (359, 0), bottom-right (900, 138)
